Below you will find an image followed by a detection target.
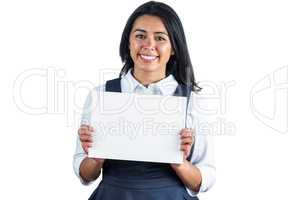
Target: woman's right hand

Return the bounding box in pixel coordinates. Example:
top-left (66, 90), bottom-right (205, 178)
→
top-left (78, 124), bottom-right (94, 154)
top-left (78, 125), bottom-right (105, 163)
top-left (78, 125), bottom-right (105, 182)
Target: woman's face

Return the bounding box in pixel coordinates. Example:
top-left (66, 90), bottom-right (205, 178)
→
top-left (129, 15), bottom-right (173, 77)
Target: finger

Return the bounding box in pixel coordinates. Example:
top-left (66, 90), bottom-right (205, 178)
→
top-left (83, 142), bottom-right (92, 154)
top-left (79, 129), bottom-right (92, 136)
top-left (78, 128), bottom-right (89, 136)
top-left (180, 144), bottom-right (191, 151)
top-left (83, 146), bottom-right (89, 154)
top-left (81, 125), bottom-right (93, 133)
top-left (79, 132), bottom-right (92, 139)
top-left (88, 126), bottom-right (94, 132)
top-left (181, 137), bottom-right (193, 145)
top-left (180, 132), bottom-right (193, 140)
top-left (80, 124), bottom-right (89, 130)
top-left (79, 127), bottom-right (92, 135)
top-left (181, 134), bottom-right (193, 140)
top-left (180, 147), bottom-right (189, 158)
top-left (180, 128), bottom-right (190, 134)
top-left (83, 142), bottom-right (93, 148)
top-left (79, 135), bottom-right (93, 143)
top-left (79, 132), bottom-right (92, 141)
top-left (180, 145), bottom-right (191, 155)
top-left (180, 129), bottom-right (193, 137)
top-left (182, 128), bottom-right (192, 132)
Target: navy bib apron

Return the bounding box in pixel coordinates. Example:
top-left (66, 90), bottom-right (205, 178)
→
top-left (88, 78), bottom-right (198, 200)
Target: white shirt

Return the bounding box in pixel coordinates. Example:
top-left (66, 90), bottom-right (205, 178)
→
top-left (73, 69), bottom-right (216, 197)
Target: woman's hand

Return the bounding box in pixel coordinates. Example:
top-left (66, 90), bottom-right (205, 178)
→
top-left (169, 128), bottom-right (202, 193)
top-left (180, 128), bottom-right (194, 159)
top-left (78, 124), bottom-right (93, 154)
top-left (78, 124), bottom-right (105, 163)
top-left (171, 128), bottom-right (194, 169)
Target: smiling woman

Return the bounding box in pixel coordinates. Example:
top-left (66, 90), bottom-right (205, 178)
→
top-left (73, 1), bottom-right (215, 200)
top-left (119, 1), bottom-right (200, 91)
top-left (129, 15), bottom-right (173, 85)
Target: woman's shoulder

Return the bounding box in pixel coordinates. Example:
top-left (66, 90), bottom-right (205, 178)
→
top-left (83, 84), bottom-right (106, 101)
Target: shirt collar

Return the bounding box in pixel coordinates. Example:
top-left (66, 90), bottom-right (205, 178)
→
top-left (121, 68), bottom-right (178, 95)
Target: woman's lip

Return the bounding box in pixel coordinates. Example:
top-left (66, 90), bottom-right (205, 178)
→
top-left (139, 54), bottom-right (159, 61)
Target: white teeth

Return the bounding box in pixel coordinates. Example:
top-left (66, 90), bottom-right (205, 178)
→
top-left (140, 54), bottom-right (157, 61)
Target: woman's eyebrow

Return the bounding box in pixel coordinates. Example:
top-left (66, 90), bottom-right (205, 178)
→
top-left (155, 31), bottom-right (168, 36)
top-left (133, 28), bottom-right (168, 36)
top-left (133, 28), bottom-right (147, 33)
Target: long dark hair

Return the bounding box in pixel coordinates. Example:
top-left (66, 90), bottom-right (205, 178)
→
top-left (119, 1), bottom-right (201, 91)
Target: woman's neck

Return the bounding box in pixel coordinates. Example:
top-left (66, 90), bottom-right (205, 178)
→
top-left (132, 69), bottom-right (166, 86)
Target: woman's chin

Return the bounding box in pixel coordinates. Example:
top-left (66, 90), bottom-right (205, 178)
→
top-left (135, 65), bottom-right (161, 73)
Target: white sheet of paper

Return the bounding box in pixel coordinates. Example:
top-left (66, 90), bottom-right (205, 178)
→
top-left (88, 91), bottom-right (187, 164)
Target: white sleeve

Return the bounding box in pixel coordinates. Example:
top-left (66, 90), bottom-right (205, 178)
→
top-left (72, 85), bottom-right (105, 184)
top-left (185, 90), bottom-right (216, 196)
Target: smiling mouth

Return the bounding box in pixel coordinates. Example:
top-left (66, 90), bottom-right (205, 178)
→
top-left (139, 54), bottom-right (159, 62)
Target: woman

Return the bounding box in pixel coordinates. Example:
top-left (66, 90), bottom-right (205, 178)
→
top-left (73, 1), bottom-right (215, 199)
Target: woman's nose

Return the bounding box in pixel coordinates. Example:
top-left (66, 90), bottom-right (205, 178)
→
top-left (141, 38), bottom-right (156, 51)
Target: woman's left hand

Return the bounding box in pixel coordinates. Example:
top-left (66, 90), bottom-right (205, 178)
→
top-left (179, 128), bottom-right (194, 159)
top-left (171, 128), bottom-right (194, 169)
top-left (171, 128), bottom-right (195, 167)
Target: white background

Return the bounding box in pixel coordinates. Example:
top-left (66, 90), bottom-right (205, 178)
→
top-left (0, 0), bottom-right (299, 199)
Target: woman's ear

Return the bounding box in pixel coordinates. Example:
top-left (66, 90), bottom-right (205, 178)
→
top-left (171, 49), bottom-right (175, 55)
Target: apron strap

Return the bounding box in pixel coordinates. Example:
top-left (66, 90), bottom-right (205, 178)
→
top-left (105, 78), bottom-right (122, 92)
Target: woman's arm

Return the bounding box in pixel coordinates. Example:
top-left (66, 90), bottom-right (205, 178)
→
top-left (170, 128), bottom-right (202, 192)
top-left (78, 125), bottom-right (105, 183)
top-left (171, 159), bottom-right (202, 192)
top-left (79, 157), bottom-right (105, 183)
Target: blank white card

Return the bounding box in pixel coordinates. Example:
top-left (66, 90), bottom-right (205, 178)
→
top-left (88, 91), bottom-right (187, 164)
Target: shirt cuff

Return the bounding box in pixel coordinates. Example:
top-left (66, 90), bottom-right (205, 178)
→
top-left (186, 187), bottom-right (199, 197)
top-left (198, 164), bottom-right (216, 193)
top-left (185, 164), bottom-right (216, 197)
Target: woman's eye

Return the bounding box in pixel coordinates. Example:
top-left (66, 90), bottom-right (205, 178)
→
top-left (135, 34), bottom-right (145, 39)
top-left (156, 36), bottom-right (166, 41)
